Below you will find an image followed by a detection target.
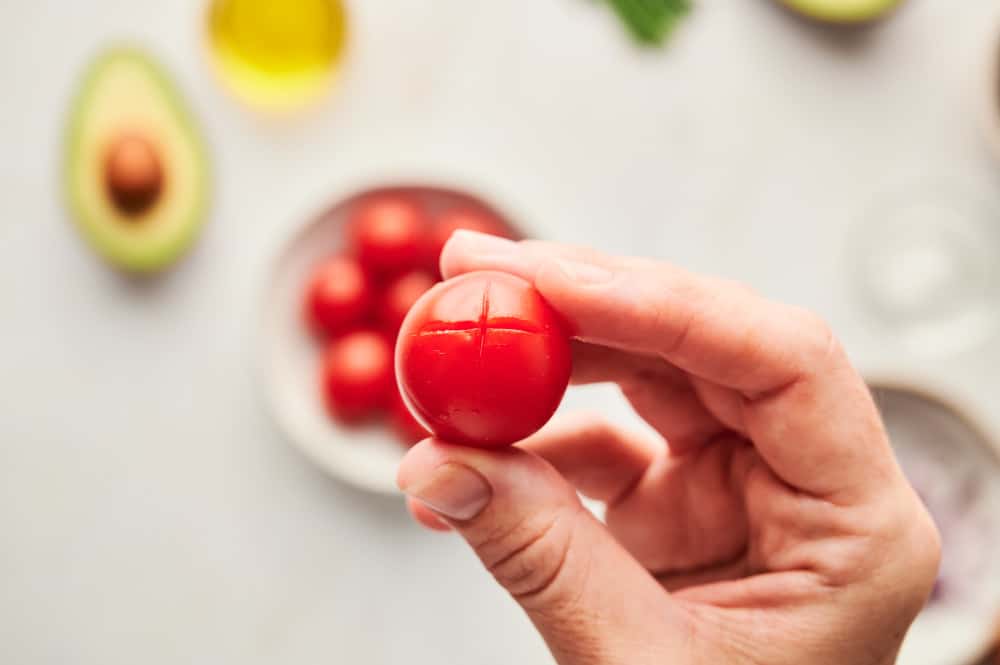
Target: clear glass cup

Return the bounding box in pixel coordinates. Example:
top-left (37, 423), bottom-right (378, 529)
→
top-left (851, 187), bottom-right (1000, 356)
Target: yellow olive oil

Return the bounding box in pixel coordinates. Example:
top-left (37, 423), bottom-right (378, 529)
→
top-left (206, 0), bottom-right (348, 112)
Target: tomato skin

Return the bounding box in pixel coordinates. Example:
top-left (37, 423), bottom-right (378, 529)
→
top-left (378, 271), bottom-right (437, 336)
top-left (425, 209), bottom-right (509, 276)
top-left (395, 271), bottom-right (572, 448)
top-left (390, 387), bottom-right (430, 446)
top-left (303, 256), bottom-right (373, 338)
top-left (349, 196), bottom-right (427, 277)
top-left (321, 330), bottom-right (394, 422)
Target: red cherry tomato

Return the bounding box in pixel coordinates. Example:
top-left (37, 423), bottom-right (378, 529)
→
top-left (390, 387), bottom-right (430, 446)
top-left (378, 270), bottom-right (437, 335)
top-left (321, 330), bottom-right (394, 422)
top-left (395, 271), bottom-right (572, 448)
top-left (303, 256), bottom-right (373, 338)
top-left (349, 196), bottom-right (427, 276)
top-left (425, 209), bottom-right (509, 275)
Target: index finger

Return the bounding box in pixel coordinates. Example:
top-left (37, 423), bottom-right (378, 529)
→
top-left (441, 231), bottom-right (900, 501)
top-left (444, 232), bottom-right (824, 395)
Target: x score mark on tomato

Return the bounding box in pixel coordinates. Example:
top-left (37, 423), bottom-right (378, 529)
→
top-left (396, 270), bottom-right (573, 449)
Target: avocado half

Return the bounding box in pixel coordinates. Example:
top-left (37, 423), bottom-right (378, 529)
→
top-left (778, 0), bottom-right (904, 23)
top-left (64, 47), bottom-right (210, 273)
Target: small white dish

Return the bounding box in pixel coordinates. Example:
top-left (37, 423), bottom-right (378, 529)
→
top-left (868, 380), bottom-right (1000, 665)
top-left (259, 183), bottom-right (520, 495)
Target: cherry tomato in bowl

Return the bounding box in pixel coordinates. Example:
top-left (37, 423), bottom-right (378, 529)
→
top-left (303, 255), bottom-right (373, 338)
top-left (395, 270), bottom-right (572, 448)
top-left (425, 208), bottom-right (509, 276)
top-left (378, 270), bottom-right (437, 336)
top-left (321, 330), bottom-right (394, 422)
top-left (349, 196), bottom-right (427, 277)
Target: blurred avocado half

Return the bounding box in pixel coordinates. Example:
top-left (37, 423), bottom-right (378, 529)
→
top-left (64, 47), bottom-right (210, 273)
top-left (778, 0), bottom-right (904, 23)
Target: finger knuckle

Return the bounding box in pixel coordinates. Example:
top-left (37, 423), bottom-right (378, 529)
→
top-left (517, 239), bottom-right (549, 257)
top-left (882, 503), bottom-right (943, 620)
top-left (791, 308), bottom-right (839, 366)
top-left (481, 509), bottom-right (579, 605)
top-left (909, 505), bottom-right (942, 594)
top-left (575, 415), bottom-right (619, 445)
top-left (847, 491), bottom-right (942, 608)
top-left (718, 277), bottom-right (758, 299)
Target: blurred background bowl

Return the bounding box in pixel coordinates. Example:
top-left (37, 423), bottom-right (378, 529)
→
top-left (869, 380), bottom-right (1000, 665)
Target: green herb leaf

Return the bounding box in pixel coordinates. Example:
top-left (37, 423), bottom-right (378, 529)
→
top-left (605, 0), bottom-right (691, 46)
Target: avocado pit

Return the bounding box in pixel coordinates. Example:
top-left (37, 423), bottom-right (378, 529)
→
top-left (104, 134), bottom-right (163, 218)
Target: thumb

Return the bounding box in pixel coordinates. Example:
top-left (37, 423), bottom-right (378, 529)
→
top-left (398, 439), bottom-right (692, 665)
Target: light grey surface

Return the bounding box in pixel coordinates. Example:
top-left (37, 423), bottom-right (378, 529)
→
top-left (2, 1), bottom-right (1000, 663)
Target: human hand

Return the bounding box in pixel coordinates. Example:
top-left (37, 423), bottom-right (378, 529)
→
top-left (397, 232), bottom-right (941, 665)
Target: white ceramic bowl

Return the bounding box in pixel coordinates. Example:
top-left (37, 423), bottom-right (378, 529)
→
top-left (260, 183), bottom-right (520, 495)
top-left (868, 380), bottom-right (1000, 665)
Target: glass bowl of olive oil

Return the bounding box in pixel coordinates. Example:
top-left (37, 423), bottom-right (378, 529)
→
top-left (205, 0), bottom-right (348, 113)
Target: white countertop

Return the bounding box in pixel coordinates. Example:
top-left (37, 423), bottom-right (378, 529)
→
top-left (2, 1), bottom-right (1000, 663)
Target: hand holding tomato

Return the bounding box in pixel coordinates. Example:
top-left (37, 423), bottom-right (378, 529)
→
top-left (397, 231), bottom-right (941, 665)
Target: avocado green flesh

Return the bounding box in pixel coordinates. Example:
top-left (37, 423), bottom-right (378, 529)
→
top-left (65, 48), bottom-right (209, 273)
top-left (779, 0), bottom-right (903, 22)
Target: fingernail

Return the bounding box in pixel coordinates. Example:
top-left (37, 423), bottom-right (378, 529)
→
top-left (403, 463), bottom-right (492, 521)
top-left (552, 259), bottom-right (614, 285)
top-left (451, 230), bottom-right (518, 257)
